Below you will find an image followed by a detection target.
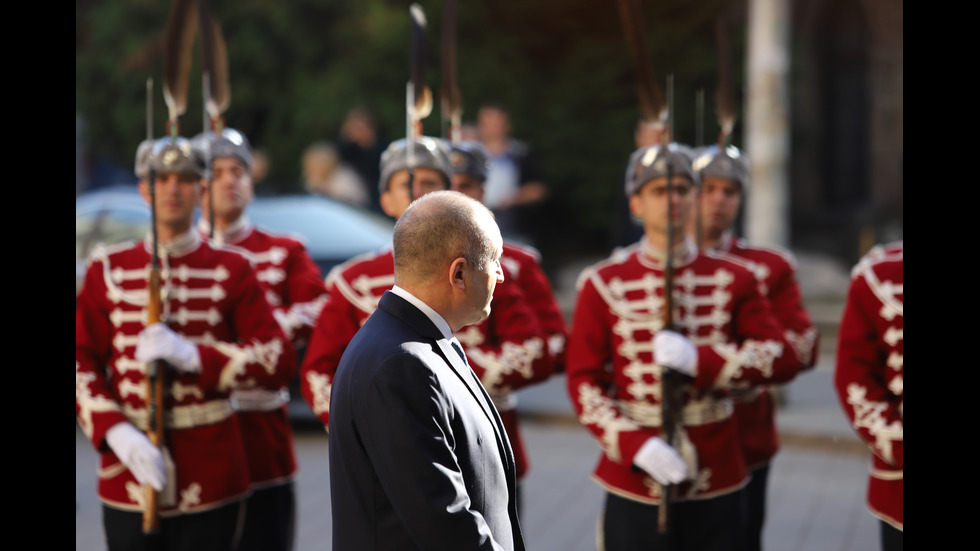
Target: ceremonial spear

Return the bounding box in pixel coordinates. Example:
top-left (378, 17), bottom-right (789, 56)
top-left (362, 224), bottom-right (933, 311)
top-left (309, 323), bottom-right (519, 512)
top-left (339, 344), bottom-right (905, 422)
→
top-left (713, 15), bottom-right (737, 152)
top-left (196, 0), bottom-right (230, 238)
top-left (440, 0), bottom-right (462, 146)
top-left (614, 0), bottom-right (680, 533)
top-left (406, 3), bottom-right (432, 199)
top-left (143, 0), bottom-right (196, 534)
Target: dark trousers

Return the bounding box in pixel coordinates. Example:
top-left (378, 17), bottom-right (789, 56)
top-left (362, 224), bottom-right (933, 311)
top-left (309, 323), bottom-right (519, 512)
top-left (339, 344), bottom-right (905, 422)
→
top-left (881, 520), bottom-right (903, 551)
top-left (601, 490), bottom-right (742, 551)
top-left (739, 464), bottom-right (770, 551)
top-left (238, 482), bottom-right (296, 551)
top-left (103, 500), bottom-right (244, 551)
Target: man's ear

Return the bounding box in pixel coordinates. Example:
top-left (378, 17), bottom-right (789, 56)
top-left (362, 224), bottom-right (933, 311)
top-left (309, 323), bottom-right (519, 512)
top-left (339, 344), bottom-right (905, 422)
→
top-left (138, 180), bottom-right (151, 205)
top-left (449, 257), bottom-right (467, 291)
top-left (628, 193), bottom-right (642, 218)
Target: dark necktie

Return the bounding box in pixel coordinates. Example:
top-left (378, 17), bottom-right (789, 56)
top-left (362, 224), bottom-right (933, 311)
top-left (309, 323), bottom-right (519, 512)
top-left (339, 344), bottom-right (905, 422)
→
top-left (451, 340), bottom-right (469, 366)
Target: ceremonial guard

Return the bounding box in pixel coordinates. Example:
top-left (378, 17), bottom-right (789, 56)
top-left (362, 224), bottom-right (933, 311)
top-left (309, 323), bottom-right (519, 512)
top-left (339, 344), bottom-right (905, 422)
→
top-left (76, 137), bottom-right (295, 550)
top-left (447, 141), bottom-right (559, 503)
top-left (195, 127), bottom-right (327, 551)
top-left (299, 136), bottom-right (455, 427)
top-left (300, 139), bottom-right (553, 509)
top-left (565, 143), bottom-right (803, 550)
top-left (834, 241), bottom-right (903, 550)
top-left (691, 144), bottom-right (819, 550)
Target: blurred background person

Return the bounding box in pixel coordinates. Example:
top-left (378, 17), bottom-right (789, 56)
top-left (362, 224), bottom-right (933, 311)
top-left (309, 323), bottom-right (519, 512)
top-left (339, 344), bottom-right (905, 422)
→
top-left (337, 106), bottom-right (387, 215)
top-left (475, 101), bottom-right (547, 244)
top-left (302, 141), bottom-right (370, 209)
top-left (249, 146), bottom-right (274, 195)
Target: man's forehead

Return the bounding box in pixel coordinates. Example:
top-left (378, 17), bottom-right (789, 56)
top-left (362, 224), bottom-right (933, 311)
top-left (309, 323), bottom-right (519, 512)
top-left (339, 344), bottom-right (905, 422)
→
top-left (213, 157), bottom-right (247, 170)
top-left (394, 167), bottom-right (444, 181)
top-left (642, 176), bottom-right (694, 189)
top-left (701, 176), bottom-right (740, 189)
top-left (156, 170), bottom-right (201, 180)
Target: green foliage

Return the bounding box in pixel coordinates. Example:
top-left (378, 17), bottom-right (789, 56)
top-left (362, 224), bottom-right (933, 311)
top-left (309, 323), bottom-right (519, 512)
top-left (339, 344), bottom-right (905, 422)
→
top-left (77, 0), bottom-right (745, 255)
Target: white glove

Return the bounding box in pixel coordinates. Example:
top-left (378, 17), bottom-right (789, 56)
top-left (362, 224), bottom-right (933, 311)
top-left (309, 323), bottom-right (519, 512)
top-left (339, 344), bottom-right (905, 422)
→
top-left (634, 436), bottom-right (688, 485)
top-left (105, 423), bottom-right (166, 491)
top-left (653, 329), bottom-right (697, 377)
top-left (136, 322), bottom-right (201, 374)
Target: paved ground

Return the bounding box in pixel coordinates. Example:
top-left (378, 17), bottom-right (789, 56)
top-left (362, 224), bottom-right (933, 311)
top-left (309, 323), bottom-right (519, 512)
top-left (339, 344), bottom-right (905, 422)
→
top-left (77, 250), bottom-right (885, 550)
top-left (76, 364), bottom-right (879, 551)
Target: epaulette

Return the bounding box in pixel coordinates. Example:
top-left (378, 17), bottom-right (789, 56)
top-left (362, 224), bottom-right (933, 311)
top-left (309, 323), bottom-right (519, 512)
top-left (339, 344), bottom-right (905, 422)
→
top-left (503, 239), bottom-right (541, 263)
top-left (210, 241), bottom-right (257, 266)
top-left (324, 246), bottom-right (391, 288)
top-left (87, 240), bottom-right (137, 268)
top-left (702, 247), bottom-right (757, 274)
top-left (575, 247), bottom-right (635, 292)
top-left (256, 225), bottom-right (310, 248)
top-left (733, 237), bottom-right (799, 270)
top-left (850, 241), bottom-right (903, 280)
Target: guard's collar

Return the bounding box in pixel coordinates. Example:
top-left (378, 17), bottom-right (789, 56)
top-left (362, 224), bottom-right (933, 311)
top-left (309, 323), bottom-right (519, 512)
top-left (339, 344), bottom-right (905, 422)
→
top-left (143, 227), bottom-right (202, 259)
top-left (199, 215), bottom-right (253, 246)
top-left (638, 235), bottom-right (698, 268)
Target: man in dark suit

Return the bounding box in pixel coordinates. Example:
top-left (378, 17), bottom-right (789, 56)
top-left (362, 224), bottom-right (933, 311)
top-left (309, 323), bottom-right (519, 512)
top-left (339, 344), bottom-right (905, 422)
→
top-left (328, 190), bottom-right (526, 551)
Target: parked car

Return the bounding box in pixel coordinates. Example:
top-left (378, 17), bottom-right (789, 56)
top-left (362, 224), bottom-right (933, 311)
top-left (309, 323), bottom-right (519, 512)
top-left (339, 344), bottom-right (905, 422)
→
top-left (76, 185), bottom-right (394, 295)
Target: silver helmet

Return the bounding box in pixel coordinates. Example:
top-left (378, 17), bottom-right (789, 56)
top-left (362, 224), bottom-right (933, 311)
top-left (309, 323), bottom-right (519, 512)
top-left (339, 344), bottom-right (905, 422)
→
top-left (147, 137), bottom-right (206, 177)
top-left (134, 139), bottom-right (154, 180)
top-left (624, 142), bottom-right (696, 197)
top-left (691, 145), bottom-right (749, 189)
top-left (378, 136), bottom-right (453, 193)
top-left (191, 127), bottom-right (253, 171)
top-left (449, 141), bottom-right (490, 183)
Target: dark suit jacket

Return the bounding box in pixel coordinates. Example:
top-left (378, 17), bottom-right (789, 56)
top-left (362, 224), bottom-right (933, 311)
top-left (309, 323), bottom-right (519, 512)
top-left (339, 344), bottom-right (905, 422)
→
top-left (329, 291), bottom-right (526, 551)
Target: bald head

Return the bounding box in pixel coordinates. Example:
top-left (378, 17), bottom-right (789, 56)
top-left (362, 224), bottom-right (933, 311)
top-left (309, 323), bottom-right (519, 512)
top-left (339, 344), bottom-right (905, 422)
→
top-left (394, 190), bottom-right (501, 285)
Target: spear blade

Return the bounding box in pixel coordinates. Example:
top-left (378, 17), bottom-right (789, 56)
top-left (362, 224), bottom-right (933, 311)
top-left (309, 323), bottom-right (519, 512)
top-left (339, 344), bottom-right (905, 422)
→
top-left (163, 0), bottom-right (198, 127)
top-left (409, 3), bottom-right (432, 122)
top-left (714, 15), bottom-right (737, 145)
top-left (440, 0), bottom-right (462, 143)
top-left (198, 0), bottom-right (231, 124)
top-left (615, 0), bottom-right (667, 137)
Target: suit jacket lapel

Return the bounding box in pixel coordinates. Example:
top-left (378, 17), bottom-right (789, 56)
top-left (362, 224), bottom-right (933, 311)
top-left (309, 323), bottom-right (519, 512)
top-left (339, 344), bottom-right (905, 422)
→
top-left (379, 292), bottom-right (516, 474)
top-left (437, 339), bottom-right (517, 474)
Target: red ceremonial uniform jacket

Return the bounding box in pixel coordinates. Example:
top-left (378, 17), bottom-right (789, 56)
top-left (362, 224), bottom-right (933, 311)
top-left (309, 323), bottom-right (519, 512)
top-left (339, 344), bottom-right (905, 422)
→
top-left (712, 232), bottom-right (819, 469)
top-left (566, 238), bottom-right (802, 504)
top-left (300, 246), bottom-right (395, 428)
top-left (834, 241), bottom-right (903, 530)
top-left (75, 230), bottom-right (296, 515)
top-left (502, 240), bottom-right (568, 372)
top-left (204, 217), bottom-right (327, 487)
top-left (300, 245), bottom-right (553, 479)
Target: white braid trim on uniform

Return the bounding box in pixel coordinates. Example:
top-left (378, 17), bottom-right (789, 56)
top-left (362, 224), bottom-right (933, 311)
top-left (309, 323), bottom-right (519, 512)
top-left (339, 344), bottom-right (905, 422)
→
top-left (230, 388), bottom-right (290, 411)
top-left (617, 395), bottom-right (733, 427)
top-left (860, 263), bottom-right (903, 318)
top-left (123, 400), bottom-right (234, 430)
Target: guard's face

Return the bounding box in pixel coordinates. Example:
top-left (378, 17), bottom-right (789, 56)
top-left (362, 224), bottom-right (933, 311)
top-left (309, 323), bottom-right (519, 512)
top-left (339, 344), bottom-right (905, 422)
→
top-left (205, 157), bottom-right (253, 220)
top-left (140, 171), bottom-right (202, 230)
top-left (451, 174), bottom-right (484, 201)
top-left (629, 175), bottom-right (694, 238)
top-left (699, 176), bottom-right (742, 236)
top-left (381, 167), bottom-right (449, 219)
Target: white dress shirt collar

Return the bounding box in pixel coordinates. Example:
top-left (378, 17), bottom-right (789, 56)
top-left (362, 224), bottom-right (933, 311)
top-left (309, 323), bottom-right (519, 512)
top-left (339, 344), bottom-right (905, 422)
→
top-left (390, 285), bottom-right (454, 340)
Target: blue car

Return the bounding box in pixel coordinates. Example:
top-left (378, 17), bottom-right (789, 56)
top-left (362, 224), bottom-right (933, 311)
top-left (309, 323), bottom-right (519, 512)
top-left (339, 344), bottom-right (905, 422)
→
top-left (76, 185), bottom-right (394, 295)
